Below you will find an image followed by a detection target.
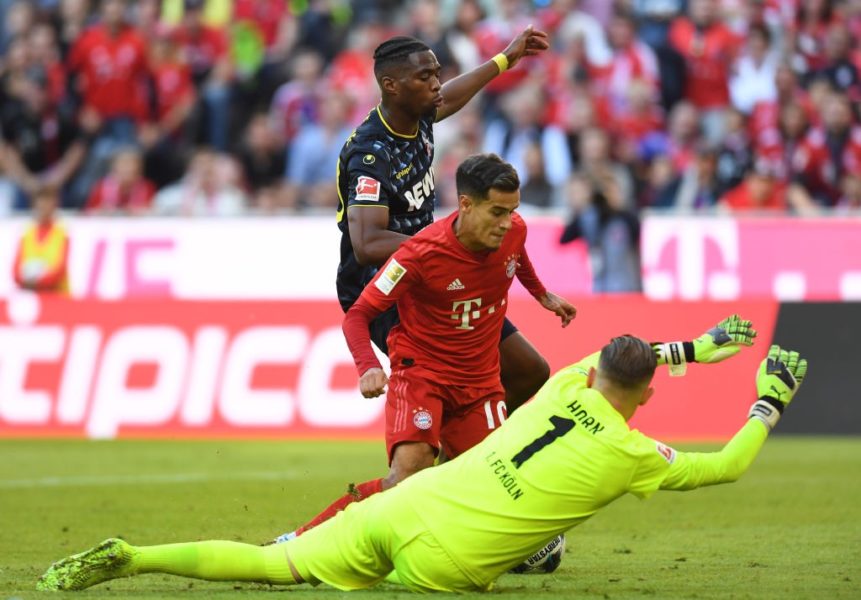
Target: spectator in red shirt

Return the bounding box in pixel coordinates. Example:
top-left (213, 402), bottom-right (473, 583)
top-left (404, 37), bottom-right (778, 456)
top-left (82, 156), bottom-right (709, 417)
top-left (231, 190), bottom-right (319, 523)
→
top-left (669, 0), bottom-right (742, 143)
top-left (610, 79), bottom-right (665, 161)
top-left (749, 62), bottom-right (817, 138)
top-left (326, 19), bottom-right (387, 123)
top-left (67, 0), bottom-right (150, 126)
top-left (173, 0), bottom-right (233, 151)
top-left (66, 0), bottom-right (151, 207)
top-left (140, 28), bottom-right (197, 187)
top-left (791, 0), bottom-right (837, 76)
top-left (233, 0), bottom-right (294, 59)
top-left (756, 100), bottom-right (813, 183)
top-left (719, 162), bottom-right (786, 212)
top-left (599, 9), bottom-right (660, 118)
top-left (473, 0), bottom-right (535, 113)
top-left (791, 91), bottom-right (861, 206)
top-left (85, 148), bottom-right (155, 215)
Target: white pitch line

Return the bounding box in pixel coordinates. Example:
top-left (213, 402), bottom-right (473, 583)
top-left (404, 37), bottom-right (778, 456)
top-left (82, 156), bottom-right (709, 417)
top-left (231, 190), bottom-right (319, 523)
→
top-left (0, 470), bottom-right (304, 489)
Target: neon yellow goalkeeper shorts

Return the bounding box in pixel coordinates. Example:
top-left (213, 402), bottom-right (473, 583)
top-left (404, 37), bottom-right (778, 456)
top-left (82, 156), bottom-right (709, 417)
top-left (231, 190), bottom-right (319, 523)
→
top-left (284, 487), bottom-right (485, 593)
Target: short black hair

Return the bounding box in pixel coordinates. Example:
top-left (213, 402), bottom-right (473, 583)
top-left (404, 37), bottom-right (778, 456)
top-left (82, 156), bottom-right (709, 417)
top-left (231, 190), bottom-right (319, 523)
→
top-left (598, 335), bottom-right (657, 389)
top-left (455, 153), bottom-right (520, 202)
top-left (373, 36), bottom-right (431, 80)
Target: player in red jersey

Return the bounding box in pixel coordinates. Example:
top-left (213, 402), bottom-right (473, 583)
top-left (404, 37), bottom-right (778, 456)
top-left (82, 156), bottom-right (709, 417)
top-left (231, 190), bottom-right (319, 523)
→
top-left (275, 154), bottom-right (575, 540)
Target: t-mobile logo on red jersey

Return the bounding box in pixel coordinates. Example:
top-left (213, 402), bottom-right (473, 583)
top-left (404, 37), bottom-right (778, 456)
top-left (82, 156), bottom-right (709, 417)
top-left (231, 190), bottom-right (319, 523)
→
top-left (450, 297), bottom-right (507, 329)
top-left (451, 297), bottom-right (482, 330)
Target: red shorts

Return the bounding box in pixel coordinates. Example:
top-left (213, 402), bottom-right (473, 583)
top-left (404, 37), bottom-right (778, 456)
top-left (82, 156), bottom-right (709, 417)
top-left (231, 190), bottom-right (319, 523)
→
top-left (385, 367), bottom-right (507, 464)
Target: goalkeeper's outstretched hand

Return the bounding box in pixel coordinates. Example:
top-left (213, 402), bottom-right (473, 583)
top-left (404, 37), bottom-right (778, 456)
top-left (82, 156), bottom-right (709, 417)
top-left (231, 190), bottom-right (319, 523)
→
top-left (653, 314), bottom-right (756, 375)
top-left (756, 345), bottom-right (808, 408)
top-left (749, 345), bottom-right (808, 430)
top-left (693, 314), bottom-right (757, 364)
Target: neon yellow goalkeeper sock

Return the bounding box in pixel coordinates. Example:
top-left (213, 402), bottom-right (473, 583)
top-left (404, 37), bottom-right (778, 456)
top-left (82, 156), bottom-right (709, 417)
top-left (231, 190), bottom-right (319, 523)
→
top-left (133, 541), bottom-right (297, 585)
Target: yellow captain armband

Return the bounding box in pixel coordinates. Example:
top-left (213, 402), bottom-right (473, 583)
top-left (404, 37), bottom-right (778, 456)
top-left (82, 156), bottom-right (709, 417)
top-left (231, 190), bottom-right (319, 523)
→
top-left (491, 53), bottom-right (509, 73)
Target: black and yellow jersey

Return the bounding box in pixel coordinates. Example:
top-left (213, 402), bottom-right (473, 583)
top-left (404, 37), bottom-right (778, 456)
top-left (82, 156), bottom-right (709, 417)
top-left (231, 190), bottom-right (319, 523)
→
top-left (335, 106), bottom-right (436, 312)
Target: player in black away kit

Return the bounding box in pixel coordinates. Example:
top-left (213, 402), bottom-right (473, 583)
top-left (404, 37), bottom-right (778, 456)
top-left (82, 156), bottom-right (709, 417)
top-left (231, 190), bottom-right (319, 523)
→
top-left (336, 31), bottom-right (566, 425)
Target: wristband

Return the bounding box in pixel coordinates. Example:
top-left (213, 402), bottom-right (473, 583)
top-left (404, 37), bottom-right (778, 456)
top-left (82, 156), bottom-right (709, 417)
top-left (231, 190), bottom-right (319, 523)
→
top-left (749, 397), bottom-right (783, 431)
top-left (654, 341), bottom-right (696, 377)
top-left (491, 53), bottom-right (509, 73)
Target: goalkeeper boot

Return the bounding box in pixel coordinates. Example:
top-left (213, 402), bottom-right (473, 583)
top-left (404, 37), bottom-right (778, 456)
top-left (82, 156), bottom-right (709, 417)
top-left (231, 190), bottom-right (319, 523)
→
top-left (509, 534), bottom-right (566, 574)
top-left (36, 538), bottom-right (137, 591)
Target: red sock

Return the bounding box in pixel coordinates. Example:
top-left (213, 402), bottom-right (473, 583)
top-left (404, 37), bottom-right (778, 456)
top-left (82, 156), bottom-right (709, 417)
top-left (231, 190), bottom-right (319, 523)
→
top-left (296, 478), bottom-right (383, 535)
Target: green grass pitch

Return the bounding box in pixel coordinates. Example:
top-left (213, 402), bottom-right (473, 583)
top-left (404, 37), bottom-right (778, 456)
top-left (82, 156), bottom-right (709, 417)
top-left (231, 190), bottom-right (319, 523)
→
top-left (2, 438), bottom-right (859, 599)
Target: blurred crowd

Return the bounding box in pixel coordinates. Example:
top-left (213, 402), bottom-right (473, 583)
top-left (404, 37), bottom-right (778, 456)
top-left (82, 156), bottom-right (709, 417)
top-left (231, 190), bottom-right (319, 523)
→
top-left (5, 0), bottom-right (861, 291)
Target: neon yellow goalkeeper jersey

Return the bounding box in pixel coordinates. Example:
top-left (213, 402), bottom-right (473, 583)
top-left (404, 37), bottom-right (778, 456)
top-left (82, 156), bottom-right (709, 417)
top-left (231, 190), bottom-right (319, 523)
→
top-left (391, 351), bottom-right (767, 589)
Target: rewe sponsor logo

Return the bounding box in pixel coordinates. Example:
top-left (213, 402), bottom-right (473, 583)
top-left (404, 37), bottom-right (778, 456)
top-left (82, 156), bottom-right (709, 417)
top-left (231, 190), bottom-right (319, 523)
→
top-left (403, 169), bottom-right (435, 211)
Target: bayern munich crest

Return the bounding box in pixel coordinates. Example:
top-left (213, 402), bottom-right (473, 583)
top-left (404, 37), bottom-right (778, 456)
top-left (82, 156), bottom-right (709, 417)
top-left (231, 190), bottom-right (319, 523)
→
top-left (413, 410), bottom-right (433, 430)
top-left (505, 256), bottom-right (518, 278)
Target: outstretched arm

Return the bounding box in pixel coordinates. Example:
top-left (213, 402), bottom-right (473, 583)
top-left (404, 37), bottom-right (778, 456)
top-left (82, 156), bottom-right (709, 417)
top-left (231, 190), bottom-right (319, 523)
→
top-left (436, 25), bottom-right (550, 121)
top-left (659, 345), bottom-right (808, 490)
top-left (652, 314), bottom-right (757, 376)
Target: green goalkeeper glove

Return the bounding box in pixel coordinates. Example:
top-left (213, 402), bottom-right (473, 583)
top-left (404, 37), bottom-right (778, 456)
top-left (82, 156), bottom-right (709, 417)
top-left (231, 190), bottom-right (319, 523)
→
top-left (653, 314), bottom-right (757, 376)
top-left (749, 345), bottom-right (808, 431)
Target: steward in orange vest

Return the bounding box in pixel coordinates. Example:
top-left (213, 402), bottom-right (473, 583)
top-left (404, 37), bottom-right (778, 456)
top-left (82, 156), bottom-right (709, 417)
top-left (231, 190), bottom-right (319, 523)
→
top-left (13, 188), bottom-right (70, 295)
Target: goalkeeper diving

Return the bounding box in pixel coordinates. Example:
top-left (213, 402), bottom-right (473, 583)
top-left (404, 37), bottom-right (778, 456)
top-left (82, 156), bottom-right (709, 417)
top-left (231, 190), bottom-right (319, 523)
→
top-left (37, 315), bottom-right (808, 593)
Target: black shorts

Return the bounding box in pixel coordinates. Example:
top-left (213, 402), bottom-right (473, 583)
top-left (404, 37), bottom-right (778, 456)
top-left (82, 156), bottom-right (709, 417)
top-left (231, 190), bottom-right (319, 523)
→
top-left (368, 306), bottom-right (519, 356)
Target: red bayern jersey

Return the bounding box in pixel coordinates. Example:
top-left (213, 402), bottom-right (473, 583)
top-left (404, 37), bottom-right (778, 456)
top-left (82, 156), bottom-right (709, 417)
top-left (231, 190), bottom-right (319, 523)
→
top-left (151, 61), bottom-right (195, 121)
top-left (233, 0), bottom-right (288, 47)
top-left (349, 210), bottom-right (546, 390)
top-left (67, 24), bottom-right (149, 120)
top-left (669, 18), bottom-right (741, 109)
top-left (172, 24), bottom-right (229, 79)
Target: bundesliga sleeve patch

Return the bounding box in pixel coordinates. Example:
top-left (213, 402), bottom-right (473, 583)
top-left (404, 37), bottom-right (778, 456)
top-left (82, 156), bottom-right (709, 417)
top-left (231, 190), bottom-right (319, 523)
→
top-left (655, 441), bottom-right (677, 464)
top-left (375, 259), bottom-right (407, 296)
top-left (355, 176), bottom-right (381, 202)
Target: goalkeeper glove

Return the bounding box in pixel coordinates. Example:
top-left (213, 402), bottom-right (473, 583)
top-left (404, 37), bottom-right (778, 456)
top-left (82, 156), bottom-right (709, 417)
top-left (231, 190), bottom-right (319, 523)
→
top-left (653, 314), bottom-right (757, 376)
top-left (749, 345), bottom-right (808, 431)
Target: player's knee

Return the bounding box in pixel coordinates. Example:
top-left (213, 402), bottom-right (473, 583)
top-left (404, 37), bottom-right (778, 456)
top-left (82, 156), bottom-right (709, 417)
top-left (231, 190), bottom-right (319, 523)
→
top-left (500, 336), bottom-right (550, 391)
top-left (531, 356), bottom-right (551, 387)
top-left (386, 443), bottom-right (435, 488)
